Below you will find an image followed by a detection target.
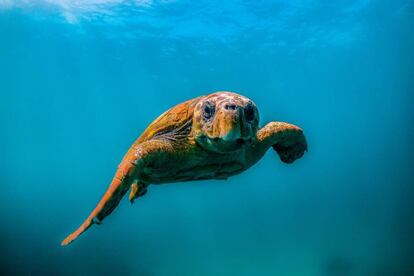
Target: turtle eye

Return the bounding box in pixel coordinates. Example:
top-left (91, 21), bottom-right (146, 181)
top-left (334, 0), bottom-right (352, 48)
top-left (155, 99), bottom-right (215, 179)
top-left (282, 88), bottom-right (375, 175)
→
top-left (244, 104), bottom-right (255, 121)
top-left (203, 102), bottom-right (215, 120)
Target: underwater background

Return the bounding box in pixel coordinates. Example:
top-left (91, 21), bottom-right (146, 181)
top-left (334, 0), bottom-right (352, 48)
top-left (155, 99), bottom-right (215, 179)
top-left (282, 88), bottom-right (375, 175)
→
top-left (1, 0), bottom-right (413, 275)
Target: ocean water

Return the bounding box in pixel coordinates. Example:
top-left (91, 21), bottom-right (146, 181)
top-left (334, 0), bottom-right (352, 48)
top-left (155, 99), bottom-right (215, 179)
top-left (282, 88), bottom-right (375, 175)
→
top-left (1, 1), bottom-right (413, 275)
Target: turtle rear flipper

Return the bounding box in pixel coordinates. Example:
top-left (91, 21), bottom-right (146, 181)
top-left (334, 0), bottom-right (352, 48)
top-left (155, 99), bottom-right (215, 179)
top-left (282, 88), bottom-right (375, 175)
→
top-left (129, 180), bottom-right (148, 204)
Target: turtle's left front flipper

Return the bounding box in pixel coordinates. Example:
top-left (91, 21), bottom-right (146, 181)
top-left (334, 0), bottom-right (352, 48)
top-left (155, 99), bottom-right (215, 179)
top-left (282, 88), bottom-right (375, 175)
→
top-left (61, 140), bottom-right (170, 246)
top-left (256, 122), bottom-right (307, 164)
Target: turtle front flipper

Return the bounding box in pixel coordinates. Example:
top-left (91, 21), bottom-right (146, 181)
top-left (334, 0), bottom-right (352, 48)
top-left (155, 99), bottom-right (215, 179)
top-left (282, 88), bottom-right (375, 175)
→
top-left (256, 122), bottom-right (307, 164)
top-left (61, 160), bottom-right (136, 246)
top-left (61, 140), bottom-right (170, 246)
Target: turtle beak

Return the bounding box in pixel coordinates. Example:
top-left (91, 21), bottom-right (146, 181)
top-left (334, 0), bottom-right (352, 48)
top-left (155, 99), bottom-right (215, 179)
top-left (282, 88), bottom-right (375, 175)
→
top-left (221, 120), bottom-right (242, 142)
top-left (217, 103), bottom-right (244, 141)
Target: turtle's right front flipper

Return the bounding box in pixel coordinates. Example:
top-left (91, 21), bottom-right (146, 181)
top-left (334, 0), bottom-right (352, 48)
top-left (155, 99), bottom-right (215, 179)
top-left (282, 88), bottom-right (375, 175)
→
top-left (61, 140), bottom-right (170, 246)
top-left (256, 121), bottom-right (307, 164)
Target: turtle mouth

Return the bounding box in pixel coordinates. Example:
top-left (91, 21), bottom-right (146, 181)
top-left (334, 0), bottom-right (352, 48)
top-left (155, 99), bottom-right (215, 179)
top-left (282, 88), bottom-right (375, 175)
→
top-left (210, 137), bottom-right (251, 145)
top-left (203, 136), bottom-right (252, 152)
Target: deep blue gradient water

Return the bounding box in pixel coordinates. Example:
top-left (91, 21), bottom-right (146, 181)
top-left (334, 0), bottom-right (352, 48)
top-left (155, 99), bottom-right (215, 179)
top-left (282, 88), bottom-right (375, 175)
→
top-left (1, 1), bottom-right (413, 275)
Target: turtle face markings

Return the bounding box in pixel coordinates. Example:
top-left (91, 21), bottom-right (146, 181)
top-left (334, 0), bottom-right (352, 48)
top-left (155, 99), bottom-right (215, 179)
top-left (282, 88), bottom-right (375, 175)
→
top-left (192, 92), bottom-right (259, 153)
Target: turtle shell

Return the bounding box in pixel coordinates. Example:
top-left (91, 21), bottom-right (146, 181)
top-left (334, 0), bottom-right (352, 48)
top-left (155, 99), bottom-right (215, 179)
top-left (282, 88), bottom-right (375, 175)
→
top-left (134, 96), bottom-right (203, 145)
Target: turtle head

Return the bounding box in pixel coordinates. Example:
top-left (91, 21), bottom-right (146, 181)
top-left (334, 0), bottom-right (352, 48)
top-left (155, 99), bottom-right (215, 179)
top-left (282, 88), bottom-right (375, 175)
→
top-left (192, 91), bottom-right (259, 153)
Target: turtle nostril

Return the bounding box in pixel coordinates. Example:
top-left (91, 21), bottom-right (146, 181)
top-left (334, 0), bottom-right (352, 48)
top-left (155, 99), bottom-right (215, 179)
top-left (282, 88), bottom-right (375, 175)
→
top-left (224, 104), bottom-right (236, 110)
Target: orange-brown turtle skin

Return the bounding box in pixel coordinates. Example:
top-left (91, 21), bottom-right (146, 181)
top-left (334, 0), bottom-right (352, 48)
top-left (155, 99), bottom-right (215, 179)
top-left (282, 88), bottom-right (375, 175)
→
top-left (61, 91), bottom-right (307, 246)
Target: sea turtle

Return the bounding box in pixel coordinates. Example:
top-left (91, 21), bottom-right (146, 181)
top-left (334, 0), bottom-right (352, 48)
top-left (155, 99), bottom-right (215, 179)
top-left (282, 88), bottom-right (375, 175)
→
top-left (61, 91), bottom-right (307, 246)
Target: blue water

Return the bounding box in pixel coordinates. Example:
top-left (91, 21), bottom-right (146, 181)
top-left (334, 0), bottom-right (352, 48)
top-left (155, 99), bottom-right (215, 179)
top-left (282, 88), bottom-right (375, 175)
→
top-left (1, 1), bottom-right (413, 275)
